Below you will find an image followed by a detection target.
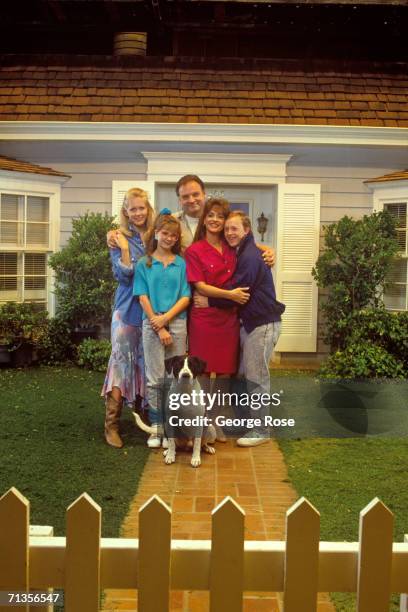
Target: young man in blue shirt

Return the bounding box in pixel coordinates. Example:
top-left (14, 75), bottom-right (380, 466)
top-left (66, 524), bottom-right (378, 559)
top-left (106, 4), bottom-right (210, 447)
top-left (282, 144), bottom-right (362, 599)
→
top-left (194, 211), bottom-right (285, 447)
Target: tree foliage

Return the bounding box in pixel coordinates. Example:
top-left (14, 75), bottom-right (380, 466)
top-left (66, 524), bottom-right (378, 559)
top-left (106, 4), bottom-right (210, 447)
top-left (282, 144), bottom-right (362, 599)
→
top-left (312, 211), bottom-right (399, 351)
top-left (49, 213), bottom-right (117, 328)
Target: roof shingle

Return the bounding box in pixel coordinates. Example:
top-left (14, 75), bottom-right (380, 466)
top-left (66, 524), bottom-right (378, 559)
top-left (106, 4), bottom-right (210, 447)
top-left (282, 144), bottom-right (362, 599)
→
top-left (0, 57), bottom-right (407, 127)
top-left (365, 170), bottom-right (408, 183)
top-left (0, 155), bottom-right (70, 178)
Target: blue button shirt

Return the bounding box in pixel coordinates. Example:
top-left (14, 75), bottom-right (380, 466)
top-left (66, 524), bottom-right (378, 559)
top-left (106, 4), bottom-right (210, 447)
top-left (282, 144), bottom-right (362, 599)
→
top-left (133, 255), bottom-right (191, 319)
top-left (110, 231), bottom-right (145, 326)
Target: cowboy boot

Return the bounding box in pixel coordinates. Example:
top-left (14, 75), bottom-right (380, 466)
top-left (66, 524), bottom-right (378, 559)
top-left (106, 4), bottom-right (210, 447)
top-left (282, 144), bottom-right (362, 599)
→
top-left (104, 394), bottom-right (123, 448)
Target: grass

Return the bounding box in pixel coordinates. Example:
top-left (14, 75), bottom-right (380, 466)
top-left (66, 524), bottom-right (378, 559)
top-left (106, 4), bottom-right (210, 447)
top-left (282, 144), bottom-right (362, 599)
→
top-left (279, 437), bottom-right (408, 611)
top-left (0, 365), bottom-right (149, 537)
top-left (1, 365), bottom-right (407, 610)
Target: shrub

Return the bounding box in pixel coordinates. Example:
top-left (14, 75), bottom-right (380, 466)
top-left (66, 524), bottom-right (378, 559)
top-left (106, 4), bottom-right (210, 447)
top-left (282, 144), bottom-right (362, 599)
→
top-left (319, 342), bottom-right (406, 379)
top-left (350, 309), bottom-right (408, 365)
top-left (319, 309), bottom-right (408, 379)
top-left (0, 302), bottom-right (48, 348)
top-left (76, 338), bottom-right (111, 372)
top-left (49, 213), bottom-right (117, 329)
top-left (312, 211), bottom-right (399, 351)
top-left (37, 317), bottom-right (74, 364)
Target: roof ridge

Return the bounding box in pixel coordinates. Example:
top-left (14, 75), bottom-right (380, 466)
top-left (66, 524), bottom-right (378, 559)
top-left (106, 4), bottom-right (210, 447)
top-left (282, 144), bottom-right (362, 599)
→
top-left (1, 54), bottom-right (407, 75)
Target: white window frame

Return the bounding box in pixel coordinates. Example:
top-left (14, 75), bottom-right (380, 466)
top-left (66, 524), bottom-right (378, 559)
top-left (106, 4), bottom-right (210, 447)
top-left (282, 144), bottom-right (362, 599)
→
top-left (0, 171), bottom-right (65, 314)
top-left (370, 179), bottom-right (408, 312)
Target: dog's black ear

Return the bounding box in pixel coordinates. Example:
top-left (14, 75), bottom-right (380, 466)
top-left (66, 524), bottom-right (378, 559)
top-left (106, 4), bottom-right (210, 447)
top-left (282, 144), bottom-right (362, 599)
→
top-left (189, 356), bottom-right (207, 376)
top-left (165, 355), bottom-right (184, 374)
top-left (165, 356), bottom-right (176, 374)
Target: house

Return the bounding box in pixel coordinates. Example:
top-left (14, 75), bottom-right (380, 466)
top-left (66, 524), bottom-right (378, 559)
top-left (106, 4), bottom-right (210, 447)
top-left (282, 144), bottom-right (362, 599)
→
top-left (0, 0), bottom-right (407, 364)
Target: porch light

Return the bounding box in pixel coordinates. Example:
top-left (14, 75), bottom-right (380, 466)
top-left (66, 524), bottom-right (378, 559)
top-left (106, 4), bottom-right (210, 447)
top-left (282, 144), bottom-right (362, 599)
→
top-left (257, 212), bottom-right (268, 242)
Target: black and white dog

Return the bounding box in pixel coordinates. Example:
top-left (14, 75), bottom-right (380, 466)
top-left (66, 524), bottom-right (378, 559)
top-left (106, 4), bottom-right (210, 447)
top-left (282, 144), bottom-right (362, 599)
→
top-left (134, 355), bottom-right (216, 467)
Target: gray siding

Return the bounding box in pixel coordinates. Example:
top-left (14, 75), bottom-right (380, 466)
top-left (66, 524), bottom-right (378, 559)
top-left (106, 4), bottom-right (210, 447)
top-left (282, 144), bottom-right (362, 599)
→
top-left (22, 150), bottom-right (406, 362)
top-left (49, 162), bottom-right (146, 245)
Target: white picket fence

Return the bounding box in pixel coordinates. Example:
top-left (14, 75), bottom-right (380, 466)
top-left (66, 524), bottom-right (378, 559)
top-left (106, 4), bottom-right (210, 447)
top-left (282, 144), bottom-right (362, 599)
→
top-left (1, 487), bottom-right (408, 612)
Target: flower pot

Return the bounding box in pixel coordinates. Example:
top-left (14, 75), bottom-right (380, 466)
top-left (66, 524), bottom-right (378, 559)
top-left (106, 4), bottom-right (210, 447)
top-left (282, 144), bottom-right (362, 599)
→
top-left (10, 342), bottom-right (34, 367)
top-left (0, 343), bottom-right (11, 365)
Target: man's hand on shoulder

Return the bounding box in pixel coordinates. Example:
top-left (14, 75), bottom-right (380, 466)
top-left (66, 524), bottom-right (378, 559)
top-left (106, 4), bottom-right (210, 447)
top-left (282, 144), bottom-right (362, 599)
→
top-left (262, 247), bottom-right (275, 268)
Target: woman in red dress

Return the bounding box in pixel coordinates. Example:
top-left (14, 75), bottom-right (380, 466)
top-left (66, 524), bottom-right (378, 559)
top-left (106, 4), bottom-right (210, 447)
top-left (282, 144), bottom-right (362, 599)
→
top-left (185, 198), bottom-right (250, 375)
top-left (185, 199), bottom-right (250, 440)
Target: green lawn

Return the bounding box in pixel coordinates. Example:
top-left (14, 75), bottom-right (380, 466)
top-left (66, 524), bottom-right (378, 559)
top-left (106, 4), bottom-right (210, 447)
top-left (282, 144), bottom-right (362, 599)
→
top-left (1, 365), bottom-right (407, 610)
top-left (0, 366), bottom-right (149, 537)
top-left (279, 437), bottom-right (408, 611)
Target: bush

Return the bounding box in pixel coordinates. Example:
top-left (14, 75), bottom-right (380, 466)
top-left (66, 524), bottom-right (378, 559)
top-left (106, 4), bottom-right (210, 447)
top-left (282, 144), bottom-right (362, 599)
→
top-left (49, 213), bottom-right (117, 329)
top-left (319, 309), bottom-right (408, 379)
top-left (76, 338), bottom-right (111, 372)
top-left (37, 317), bottom-right (74, 364)
top-left (350, 309), bottom-right (408, 364)
top-left (0, 302), bottom-right (48, 348)
top-left (312, 211), bottom-right (399, 350)
top-left (320, 342), bottom-right (406, 379)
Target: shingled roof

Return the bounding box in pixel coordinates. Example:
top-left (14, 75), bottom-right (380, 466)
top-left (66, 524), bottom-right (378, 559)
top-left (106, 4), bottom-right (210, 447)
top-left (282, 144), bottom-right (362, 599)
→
top-left (0, 155), bottom-right (70, 177)
top-left (365, 170), bottom-right (408, 183)
top-left (0, 57), bottom-right (407, 127)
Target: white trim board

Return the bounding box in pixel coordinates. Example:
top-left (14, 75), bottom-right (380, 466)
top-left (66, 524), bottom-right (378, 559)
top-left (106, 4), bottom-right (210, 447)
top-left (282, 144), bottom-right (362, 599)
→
top-left (0, 170), bottom-right (70, 185)
top-left (0, 122), bottom-right (407, 147)
top-left (142, 152), bottom-right (292, 184)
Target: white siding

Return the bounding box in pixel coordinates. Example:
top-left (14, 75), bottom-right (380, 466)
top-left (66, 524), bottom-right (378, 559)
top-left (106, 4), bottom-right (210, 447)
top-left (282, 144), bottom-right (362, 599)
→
top-left (40, 162), bottom-right (147, 245)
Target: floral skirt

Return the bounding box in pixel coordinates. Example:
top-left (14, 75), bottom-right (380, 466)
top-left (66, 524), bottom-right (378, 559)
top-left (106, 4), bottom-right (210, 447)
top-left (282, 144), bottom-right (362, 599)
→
top-left (101, 310), bottom-right (145, 405)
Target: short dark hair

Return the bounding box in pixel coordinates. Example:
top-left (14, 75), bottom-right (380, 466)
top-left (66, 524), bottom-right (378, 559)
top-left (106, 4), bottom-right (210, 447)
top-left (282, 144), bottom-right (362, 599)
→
top-left (175, 174), bottom-right (205, 196)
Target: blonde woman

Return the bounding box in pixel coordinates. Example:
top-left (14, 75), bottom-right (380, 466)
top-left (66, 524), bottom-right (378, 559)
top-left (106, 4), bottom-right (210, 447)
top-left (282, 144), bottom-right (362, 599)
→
top-left (102, 188), bottom-right (154, 448)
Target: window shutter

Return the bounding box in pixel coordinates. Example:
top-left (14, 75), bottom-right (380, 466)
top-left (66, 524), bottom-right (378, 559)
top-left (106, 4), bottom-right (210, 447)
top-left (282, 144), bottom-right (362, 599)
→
top-left (111, 181), bottom-right (156, 220)
top-left (274, 183), bottom-right (321, 353)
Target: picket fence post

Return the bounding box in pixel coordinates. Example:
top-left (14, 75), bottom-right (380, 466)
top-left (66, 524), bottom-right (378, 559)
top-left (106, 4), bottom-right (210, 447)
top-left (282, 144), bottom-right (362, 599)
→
top-left (0, 487), bottom-right (29, 612)
top-left (3, 487), bottom-right (408, 611)
top-left (138, 495), bottom-right (171, 612)
top-left (210, 497), bottom-right (245, 612)
top-left (357, 497), bottom-right (393, 612)
top-left (65, 493), bottom-right (101, 612)
top-left (283, 497), bottom-right (320, 612)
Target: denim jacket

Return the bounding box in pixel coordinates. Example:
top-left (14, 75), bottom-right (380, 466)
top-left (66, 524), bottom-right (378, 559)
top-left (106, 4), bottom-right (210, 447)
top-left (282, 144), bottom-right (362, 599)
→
top-left (110, 230), bottom-right (145, 326)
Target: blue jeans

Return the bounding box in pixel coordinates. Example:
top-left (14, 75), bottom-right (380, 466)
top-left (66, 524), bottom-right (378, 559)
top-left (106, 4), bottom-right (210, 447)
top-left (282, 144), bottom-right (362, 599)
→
top-left (142, 317), bottom-right (187, 425)
top-left (238, 321), bottom-right (281, 430)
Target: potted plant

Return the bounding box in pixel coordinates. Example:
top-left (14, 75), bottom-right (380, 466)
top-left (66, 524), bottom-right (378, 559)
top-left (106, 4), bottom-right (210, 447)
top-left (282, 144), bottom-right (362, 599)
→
top-left (0, 302), bottom-right (49, 366)
top-left (49, 212), bottom-right (117, 343)
top-left (0, 306), bottom-right (14, 364)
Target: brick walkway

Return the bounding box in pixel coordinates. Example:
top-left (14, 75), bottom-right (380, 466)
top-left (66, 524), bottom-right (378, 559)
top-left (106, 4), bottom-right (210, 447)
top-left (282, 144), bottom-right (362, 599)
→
top-left (102, 440), bottom-right (335, 611)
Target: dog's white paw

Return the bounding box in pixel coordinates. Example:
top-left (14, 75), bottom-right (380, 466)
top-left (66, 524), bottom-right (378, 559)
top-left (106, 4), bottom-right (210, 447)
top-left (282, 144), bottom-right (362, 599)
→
top-left (203, 444), bottom-right (216, 455)
top-left (191, 456), bottom-right (201, 468)
top-left (164, 451), bottom-right (176, 464)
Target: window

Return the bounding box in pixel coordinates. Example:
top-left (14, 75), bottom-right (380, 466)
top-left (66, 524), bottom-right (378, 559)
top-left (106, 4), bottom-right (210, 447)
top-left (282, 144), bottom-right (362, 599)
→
top-left (0, 192), bottom-right (50, 307)
top-left (383, 202), bottom-right (407, 311)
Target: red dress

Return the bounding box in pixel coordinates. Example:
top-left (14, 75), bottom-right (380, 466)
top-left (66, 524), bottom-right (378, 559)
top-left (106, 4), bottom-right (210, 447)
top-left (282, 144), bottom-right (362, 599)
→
top-left (185, 239), bottom-right (239, 374)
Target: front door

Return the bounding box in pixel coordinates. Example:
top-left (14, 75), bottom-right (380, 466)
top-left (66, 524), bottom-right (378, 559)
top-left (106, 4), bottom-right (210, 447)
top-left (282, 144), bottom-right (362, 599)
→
top-left (155, 183), bottom-right (276, 248)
